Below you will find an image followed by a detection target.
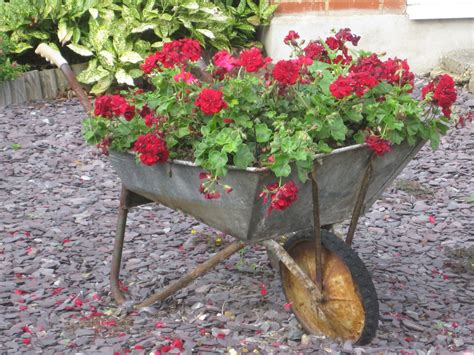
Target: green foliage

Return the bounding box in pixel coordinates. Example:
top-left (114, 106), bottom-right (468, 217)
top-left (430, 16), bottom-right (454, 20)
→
top-left (0, 0), bottom-right (276, 92)
top-left (0, 33), bottom-right (28, 82)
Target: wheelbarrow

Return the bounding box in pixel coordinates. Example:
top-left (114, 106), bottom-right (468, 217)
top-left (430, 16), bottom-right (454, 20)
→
top-left (36, 44), bottom-right (426, 345)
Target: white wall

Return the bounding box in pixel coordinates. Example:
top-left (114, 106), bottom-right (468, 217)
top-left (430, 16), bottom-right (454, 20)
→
top-left (263, 13), bottom-right (474, 73)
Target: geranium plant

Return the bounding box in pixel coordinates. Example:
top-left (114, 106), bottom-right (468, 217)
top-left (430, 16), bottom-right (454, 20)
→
top-left (83, 29), bottom-right (457, 213)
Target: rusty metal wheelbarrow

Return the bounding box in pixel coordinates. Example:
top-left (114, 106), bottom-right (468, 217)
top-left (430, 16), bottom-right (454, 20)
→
top-left (36, 44), bottom-right (425, 345)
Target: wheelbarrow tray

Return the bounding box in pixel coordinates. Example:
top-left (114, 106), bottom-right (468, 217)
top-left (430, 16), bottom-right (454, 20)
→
top-left (109, 139), bottom-right (424, 242)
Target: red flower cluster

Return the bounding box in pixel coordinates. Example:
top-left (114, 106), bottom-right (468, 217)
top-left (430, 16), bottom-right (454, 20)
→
top-left (133, 133), bottom-right (169, 165)
top-left (238, 48), bottom-right (271, 73)
top-left (198, 172), bottom-right (221, 200)
top-left (272, 59), bottom-right (301, 85)
top-left (422, 74), bottom-right (457, 117)
top-left (96, 137), bottom-right (111, 156)
top-left (138, 105), bottom-right (163, 128)
top-left (284, 30), bottom-right (300, 45)
top-left (304, 41), bottom-right (325, 61)
top-left (382, 58), bottom-right (414, 88)
top-left (173, 68), bottom-right (199, 85)
top-left (259, 180), bottom-right (299, 214)
top-left (213, 50), bottom-right (238, 73)
top-left (335, 28), bottom-right (361, 46)
top-left (141, 38), bottom-right (201, 74)
top-left (94, 95), bottom-right (136, 120)
top-left (330, 72), bottom-right (378, 99)
top-left (365, 135), bottom-right (392, 156)
top-left (194, 88), bottom-right (228, 115)
top-left (330, 54), bottom-right (415, 99)
top-left (272, 56), bottom-right (313, 86)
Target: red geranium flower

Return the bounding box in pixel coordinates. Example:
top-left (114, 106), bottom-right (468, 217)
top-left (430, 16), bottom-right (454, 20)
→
top-left (141, 52), bottom-right (160, 74)
top-left (422, 74), bottom-right (457, 118)
top-left (238, 48), bottom-right (271, 73)
top-left (260, 181), bottom-right (299, 214)
top-left (304, 41), bottom-right (325, 60)
top-left (173, 68), bottom-right (199, 85)
top-left (329, 75), bottom-right (354, 99)
top-left (213, 50), bottom-right (238, 73)
top-left (382, 58), bottom-right (414, 89)
top-left (365, 135), bottom-right (392, 156)
top-left (194, 88), bottom-right (228, 115)
top-left (350, 72), bottom-right (379, 97)
top-left (350, 53), bottom-right (385, 79)
top-left (94, 96), bottom-right (114, 118)
top-left (335, 28), bottom-right (361, 46)
top-left (121, 104), bottom-right (136, 121)
top-left (133, 133), bottom-right (169, 166)
top-left (284, 30), bottom-right (300, 45)
top-left (141, 38), bottom-right (201, 73)
top-left (272, 59), bottom-right (301, 85)
top-left (325, 36), bottom-right (342, 51)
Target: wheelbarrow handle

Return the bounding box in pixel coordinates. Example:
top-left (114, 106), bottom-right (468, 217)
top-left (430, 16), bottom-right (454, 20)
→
top-left (35, 43), bottom-right (93, 114)
top-left (35, 43), bottom-right (68, 68)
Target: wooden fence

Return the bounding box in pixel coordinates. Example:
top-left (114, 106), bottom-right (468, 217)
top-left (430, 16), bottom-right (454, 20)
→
top-left (0, 63), bottom-right (87, 107)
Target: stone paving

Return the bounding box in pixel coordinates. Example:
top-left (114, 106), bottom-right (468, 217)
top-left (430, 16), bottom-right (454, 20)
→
top-left (0, 89), bottom-right (473, 354)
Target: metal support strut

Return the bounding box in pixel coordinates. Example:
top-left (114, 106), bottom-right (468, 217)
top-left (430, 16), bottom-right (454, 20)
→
top-left (311, 167), bottom-right (323, 288)
top-left (345, 154), bottom-right (375, 245)
top-left (109, 185), bottom-right (245, 308)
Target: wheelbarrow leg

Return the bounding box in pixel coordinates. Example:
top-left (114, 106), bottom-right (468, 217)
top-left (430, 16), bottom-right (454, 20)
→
top-left (346, 153), bottom-right (374, 246)
top-left (311, 168), bottom-right (323, 287)
top-left (135, 241), bottom-right (245, 308)
top-left (110, 185), bottom-right (153, 305)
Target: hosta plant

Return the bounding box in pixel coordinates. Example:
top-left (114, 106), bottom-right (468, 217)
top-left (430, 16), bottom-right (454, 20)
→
top-left (0, 33), bottom-right (28, 82)
top-left (83, 29), bottom-right (457, 213)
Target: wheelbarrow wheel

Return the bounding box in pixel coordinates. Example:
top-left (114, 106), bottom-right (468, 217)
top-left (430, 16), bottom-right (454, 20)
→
top-left (280, 230), bottom-right (379, 345)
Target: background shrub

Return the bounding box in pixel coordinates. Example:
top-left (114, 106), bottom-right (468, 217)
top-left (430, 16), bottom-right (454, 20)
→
top-left (0, 0), bottom-right (276, 92)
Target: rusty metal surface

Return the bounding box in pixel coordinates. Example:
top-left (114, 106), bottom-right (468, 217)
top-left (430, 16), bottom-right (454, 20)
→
top-left (280, 236), bottom-right (366, 342)
top-left (108, 140), bottom-right (425, 242)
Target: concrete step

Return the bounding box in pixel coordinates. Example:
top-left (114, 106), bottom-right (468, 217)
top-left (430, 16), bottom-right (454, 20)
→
top-left (431, 49), bottom-right (474, 93)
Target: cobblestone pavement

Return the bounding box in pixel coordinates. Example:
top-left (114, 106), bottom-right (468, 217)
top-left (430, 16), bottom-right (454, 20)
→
top-left (0, 89), bottom-right (473, 354)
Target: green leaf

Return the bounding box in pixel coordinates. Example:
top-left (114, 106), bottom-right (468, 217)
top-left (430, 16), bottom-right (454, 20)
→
top-left (57, 20), bottom-right (72, 44)
top-left (67, 44), bottom-right (94, 57)
top-left (353, 131), bottom-right (366, 145)
top-left (464, 195), bottom-right (474, 203)
top-left (131, 23), bottom-right (156, 33)
top-left (208, 150), bottom-right (228, 170)
top-left (77, 61), bottom-right (110, 84)
top-left (115, 69), bottom-right (134, 86)
top-left (271, 154), bottom-right (291, 177)
top-left (196, 29), bottom-right (215, 39)
top-left (10, 43), bottom-right (33, 54)
top-left (119, 51), bottom-right (143, 64)
top-left (346, 110), bottom-right (364, 123)
top-left (98, 50), bottom-right (115, 68)
top-left (295, 158), bottom-right (312, 183)
top-left (89, 8), bottom-right (99, 19)
top-left (183, 2), bottom-right (199, 10)
top-left (429, 130), bottom-right (440, 150)
top-left (255, 123), bottom-right (272, 143)
top-left (176, 126), bottom-right (190, 138)
top-left (90, 75), bottom-right (113, 94)
top-left (329, 116), bottom-right (347, 142)
top-left (316, 141), bottom-right (332, 153)
top-left (247, 15), bottom-right (260, 26)
top-left (234, 144), bottom-right (254, 168)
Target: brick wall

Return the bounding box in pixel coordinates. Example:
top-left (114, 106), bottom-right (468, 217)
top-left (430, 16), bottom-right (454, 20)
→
top-left (273, 0), bottom-right (406, 14)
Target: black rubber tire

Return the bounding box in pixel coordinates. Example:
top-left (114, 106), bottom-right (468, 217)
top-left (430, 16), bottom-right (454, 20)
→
top-left (281, 230), bottom-right (379, 345)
